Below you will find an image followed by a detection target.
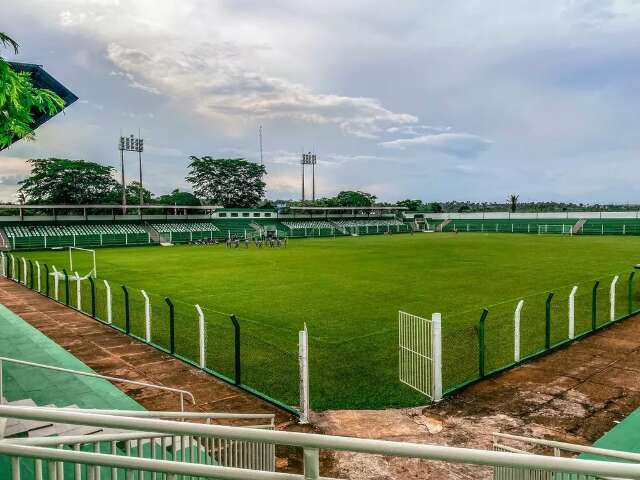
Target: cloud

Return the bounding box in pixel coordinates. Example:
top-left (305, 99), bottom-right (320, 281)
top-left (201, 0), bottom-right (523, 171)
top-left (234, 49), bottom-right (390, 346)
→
top-left (106, 43), bottom-right (416, 138)
top-left (386, 125), bottom-right (452, 135)
top-left (380, 133), bottom-right (493, 158)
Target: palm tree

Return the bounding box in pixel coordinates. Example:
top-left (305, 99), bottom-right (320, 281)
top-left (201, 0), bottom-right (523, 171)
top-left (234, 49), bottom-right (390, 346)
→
top-left (509, 194), bottom-right (519, 213)
top-left (0, 32), bottom-right (19, 55)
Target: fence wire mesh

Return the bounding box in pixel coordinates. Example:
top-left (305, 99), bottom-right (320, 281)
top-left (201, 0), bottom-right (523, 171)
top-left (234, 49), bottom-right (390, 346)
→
top-left (442, 270), bottom-right (639, 395)
top-left (8, 249), bottom-right (640, 411)
top-left (3, 256), bottom-right (303, 411)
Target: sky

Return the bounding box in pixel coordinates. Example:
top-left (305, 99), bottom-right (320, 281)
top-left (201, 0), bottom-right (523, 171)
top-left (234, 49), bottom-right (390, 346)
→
top-left (2, 0), bottom-right (640, 204)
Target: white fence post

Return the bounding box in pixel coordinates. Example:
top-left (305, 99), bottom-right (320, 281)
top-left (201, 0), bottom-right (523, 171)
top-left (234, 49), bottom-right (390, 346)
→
top-left (35, 261), bottom-right (41, 292)
top-left (431, 313), bottom-right (443, 402)
top-left (195, 304), bottom-right (206, 369)
top-left (104, 280), bottom-right (112, 324)
top-left (0, 252), bottom-right (5, 277)
top-left (10, 255), bottom-right (15, 281)
top-left (74, 272), bottom-right (81, 310)
top-left (298, 324), bottom-right (310, 424)
top-left (568, 286), bottom-right (578, 339)
top-left (52, 266), bottom-right (59, 301)
top-left (514, 300), bottom-right (524, 362)
top-left (21, 257), bottom-right (27, 285)
top-left (610, 275), bottom-right (619, 322)
top-left (141, 290), bottom-right (151, 342)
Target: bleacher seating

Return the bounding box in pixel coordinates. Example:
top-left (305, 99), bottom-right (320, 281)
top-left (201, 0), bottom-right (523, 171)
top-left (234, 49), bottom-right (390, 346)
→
top-left (333, 219), bottom-right (403, 227)
top-left (333, 218), bottom-right (408, 234)
top-left (151, 223), bottom-right (220, 233)
top-left (442, 218), bottom-right (577, 234)
top-left (577, 219), bottom-right (640, 235)
top-left (281, 220), bottom-right (341, 237)
top-left (150, 222), bottom-right (221, 243)
top-left (2, 224), bottom-right (150, 249)
top-left (283, 220), bottom-right (335, 229)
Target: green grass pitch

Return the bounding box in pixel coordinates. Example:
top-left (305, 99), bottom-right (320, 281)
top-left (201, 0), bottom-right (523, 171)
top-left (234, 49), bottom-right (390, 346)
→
top-left (23, 233), bottom-right (640, 410)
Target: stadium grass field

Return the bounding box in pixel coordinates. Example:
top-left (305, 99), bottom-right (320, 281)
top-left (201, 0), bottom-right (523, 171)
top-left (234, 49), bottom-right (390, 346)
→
top-left (21, 233), bottom-right (640, 410)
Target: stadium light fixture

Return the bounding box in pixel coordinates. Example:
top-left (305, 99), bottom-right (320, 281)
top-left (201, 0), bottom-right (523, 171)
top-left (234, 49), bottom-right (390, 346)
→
top-left (301, 152), bottom-right (317, 204)
top-left (118, 133), bottom-right (145, 217)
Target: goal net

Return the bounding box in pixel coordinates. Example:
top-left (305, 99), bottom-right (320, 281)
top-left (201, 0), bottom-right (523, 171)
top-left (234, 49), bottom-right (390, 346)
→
top-left (50, 247), bottom-right (97, 280)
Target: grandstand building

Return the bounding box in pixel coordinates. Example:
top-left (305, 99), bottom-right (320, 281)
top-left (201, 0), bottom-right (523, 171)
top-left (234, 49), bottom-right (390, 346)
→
top-left (4, 204), bottom-right (640, 478)
top-left (1, 204), bottom-right (640, 250)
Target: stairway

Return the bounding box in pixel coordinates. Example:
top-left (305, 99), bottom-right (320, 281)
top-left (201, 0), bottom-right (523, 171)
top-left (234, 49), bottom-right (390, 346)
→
top-left (571, 219), bottom-right (586, 235)
top-left (0, 229), bottom-right (10, 251)
top-left (329, 221), bottom-right (347, 234)
top-left (1, 398), bottom-right (122, 438)
top-left (437, 219), bottom-right (452, 232)
top-left (142, 224), bottom-right (161, 244)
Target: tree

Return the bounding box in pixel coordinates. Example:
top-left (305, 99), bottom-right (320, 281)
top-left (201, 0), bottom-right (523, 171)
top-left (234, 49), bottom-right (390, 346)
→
top-left (428, 202), bottom-right (443, 213)
top-left (124, 181), bottom-right (153, 205)
top-left (18, 158), bottom-right (120, 204)
top-left (331, 190), bottom-right (377, 207)
top-left (509, 194), bottom-right (519, 213)
top-left (397, 199), bottom-right (423, 211)
top-left (186, 157), bottom-right (266, 208)
top-left (0, 33), bottom-right (19, 54)
top-left (157, 189), bottom-right (201, 206)
top-left (0, 33), bottom-right (65, 148)
top-left (259, 199), bottom-right (276, 209)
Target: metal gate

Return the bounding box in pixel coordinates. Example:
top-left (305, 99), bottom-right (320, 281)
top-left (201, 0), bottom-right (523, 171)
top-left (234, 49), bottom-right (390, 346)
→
top-left (398, 311), bottom-right (442, 401)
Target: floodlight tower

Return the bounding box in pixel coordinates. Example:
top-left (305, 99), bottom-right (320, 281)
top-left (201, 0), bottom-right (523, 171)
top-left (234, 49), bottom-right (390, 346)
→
top-left (301, 152), bottom-right (317, 204)
top-left (118, 133), bottom-right (144, 217)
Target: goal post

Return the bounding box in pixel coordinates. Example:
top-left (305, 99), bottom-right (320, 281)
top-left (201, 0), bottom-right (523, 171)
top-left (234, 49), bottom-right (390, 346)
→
top-left (68, 246), bottom-right (97, 278)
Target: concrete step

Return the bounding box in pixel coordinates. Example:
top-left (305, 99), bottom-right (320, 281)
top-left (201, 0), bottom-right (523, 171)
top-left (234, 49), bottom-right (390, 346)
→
top-left (572, 219), bottom-right (586, 234)
top-left (30, 423), bottom-right (103, 438)
top-left (437, 219), bottom-right (452, 232)
top-left (4, 400), bottom-right (56, 437)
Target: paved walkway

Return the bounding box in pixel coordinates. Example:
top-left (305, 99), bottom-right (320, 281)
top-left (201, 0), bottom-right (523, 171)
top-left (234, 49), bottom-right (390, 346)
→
top-left (0, 303), bottom-right (142, 410)
top-left (0, 278), bottom-right (293, 424)
top-left (316, 313), bottom-right (640, 478)
top-left (7, 275), bottom-right (640, 478)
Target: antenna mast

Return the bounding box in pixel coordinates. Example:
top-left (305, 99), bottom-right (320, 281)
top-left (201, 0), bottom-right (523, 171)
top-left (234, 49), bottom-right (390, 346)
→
top-left (259, 125), bottom-right (263, 166)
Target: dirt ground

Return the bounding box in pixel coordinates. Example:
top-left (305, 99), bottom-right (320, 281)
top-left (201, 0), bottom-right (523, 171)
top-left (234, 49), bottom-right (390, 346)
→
top-left (314, 323), bottom-right (640, 478)
top-left (3, 277), bottom-right (640, 479)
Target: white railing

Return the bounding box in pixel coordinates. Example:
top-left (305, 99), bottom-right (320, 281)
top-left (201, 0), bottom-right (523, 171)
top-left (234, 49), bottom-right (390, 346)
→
top-left (1, 407), bottom-right (276, 476)
top-left (0, 356), bottom-right (195, 411)
top-left (2, 406), bottom-right (640, 480)
top-left (492, 432), bottom-right (640, 479)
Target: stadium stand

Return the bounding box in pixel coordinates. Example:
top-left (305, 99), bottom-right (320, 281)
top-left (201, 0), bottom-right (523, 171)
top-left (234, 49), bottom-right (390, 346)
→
top-left (213, 218), bottom-right (263, 239)
top-left (441, 218), bottom-right (578, 234)
top-left (2, 224), bottom-right (150, 249)
top-left (150, 222), bottom-right (220, 243)
top-left (576, 218), bottom-right (640, 235)
top-left (282, 220), bottom-right (342, 236)
top-left (332, 218), bottom-right (408, 234)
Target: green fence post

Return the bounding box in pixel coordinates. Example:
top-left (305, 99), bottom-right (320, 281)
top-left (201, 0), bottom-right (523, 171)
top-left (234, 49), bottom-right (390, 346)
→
top-left (44, 264), bottom-right (50, 297)
top-left (122, 286), bottom-right (130, 334)
top-left (16, 256), bottom-right (21, 284)
top-left (230, 314), bottom-right (241, 385)
top-left (545, 292), bottom-right (554, 349)
top-left (478, 308), bottom-right (489, 378)
top-left (28, 259), bottom-right (33, 289)
top-left (592, 281), bottom-right (600, 330)
top-left (62, 269), bottom-right (70, 306)
top-left (88, 276), bottom-right (96, 318)
top-left (165, 297), bottom-right (175, 354)
top-left (629, 271), bottom-right (636, 315)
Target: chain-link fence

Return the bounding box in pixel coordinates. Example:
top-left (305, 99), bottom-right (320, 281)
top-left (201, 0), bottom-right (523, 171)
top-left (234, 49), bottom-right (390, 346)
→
top-left (441, 270), bottom-right (640, 394)
top-left (0, 252), bottom-right (301, 415)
